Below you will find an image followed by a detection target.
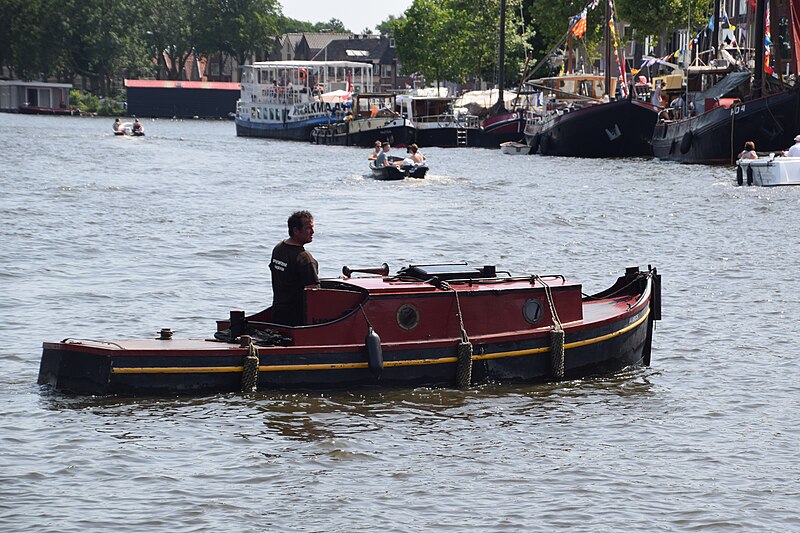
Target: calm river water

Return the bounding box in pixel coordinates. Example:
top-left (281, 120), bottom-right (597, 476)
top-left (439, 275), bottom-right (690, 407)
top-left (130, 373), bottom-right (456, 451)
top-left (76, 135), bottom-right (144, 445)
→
top-left (1, 113), bottom-right (798, 531)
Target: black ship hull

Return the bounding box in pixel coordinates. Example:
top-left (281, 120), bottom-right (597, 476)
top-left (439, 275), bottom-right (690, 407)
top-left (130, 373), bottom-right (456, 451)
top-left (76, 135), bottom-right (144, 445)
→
top-left (652, 89), bottom-right (800, 164)
top-left (531, 98), bottom-right (659, 158)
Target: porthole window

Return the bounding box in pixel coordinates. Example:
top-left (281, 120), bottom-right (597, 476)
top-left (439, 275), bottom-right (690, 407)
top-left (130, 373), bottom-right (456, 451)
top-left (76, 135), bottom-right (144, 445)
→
top-left (523, 299), bottom-right (543, 325)
top-left (397, 304), bottom-right (419, 330)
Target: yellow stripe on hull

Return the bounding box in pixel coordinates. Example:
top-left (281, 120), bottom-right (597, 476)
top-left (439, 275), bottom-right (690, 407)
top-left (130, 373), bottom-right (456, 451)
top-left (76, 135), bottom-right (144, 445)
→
top-left (111, 308), bottom-right (649, 375)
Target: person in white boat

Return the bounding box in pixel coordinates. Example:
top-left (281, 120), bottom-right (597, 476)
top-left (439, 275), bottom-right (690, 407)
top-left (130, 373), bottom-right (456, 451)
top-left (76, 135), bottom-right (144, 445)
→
top-left (368, 140), bottom-right (381, 160)
top-left (132, 118), bottom-right (144, 135)
top-left (112, 118), bottom-right (122, 132)
top-left (783, 135), bottom-right (800, 157)
top-left (738, 141), bottom-right (758, 160)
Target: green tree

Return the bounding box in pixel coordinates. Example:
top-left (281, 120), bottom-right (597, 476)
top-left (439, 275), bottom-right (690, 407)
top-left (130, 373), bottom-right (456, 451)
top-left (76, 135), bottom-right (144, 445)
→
top-left (139, 0), bottom-right (200, 80)
top-left (194, 0), bottom-right (280, 81)
top-left (3, 0), bottom-right (69, 81)
top-left (394, 0), bottom-right (457, 87)
top-left (376, 15), bottom-right (402, 36)
top-left (616, 0), bottom-right (710, 55)
top-left (57, 0), bottom-right (143, 95)
top-left (315, 18), bottom-right (348, 32)
top-left (394, 0), bottom-right (532, 88)
top-left (278, 16), bottom-right (315, 33)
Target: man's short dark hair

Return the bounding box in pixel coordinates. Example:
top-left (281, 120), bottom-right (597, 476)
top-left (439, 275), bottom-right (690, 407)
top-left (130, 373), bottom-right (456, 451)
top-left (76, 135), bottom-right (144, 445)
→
top-left (288, 210), bottom-right (313, 237)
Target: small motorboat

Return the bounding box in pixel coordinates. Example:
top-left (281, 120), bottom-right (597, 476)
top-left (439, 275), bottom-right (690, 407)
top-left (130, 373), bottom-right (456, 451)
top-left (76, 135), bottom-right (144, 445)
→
top-left (736, 156), bottom-right (800, 186)
top-left (369, 156), bottom-right (428, 180)
top-left (113, 121), bottom-right (145, 137)
top-left (113, 122), bottom-right (133, 136)
top-left (500, 141), bottom-right (531, 155)
top-left (38, 262), bottom-right (661, 396)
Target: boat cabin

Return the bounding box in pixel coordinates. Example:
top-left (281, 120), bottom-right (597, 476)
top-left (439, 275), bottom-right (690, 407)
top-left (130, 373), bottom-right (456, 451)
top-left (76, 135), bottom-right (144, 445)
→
top-left (223, 263), bottom-right (586, 347)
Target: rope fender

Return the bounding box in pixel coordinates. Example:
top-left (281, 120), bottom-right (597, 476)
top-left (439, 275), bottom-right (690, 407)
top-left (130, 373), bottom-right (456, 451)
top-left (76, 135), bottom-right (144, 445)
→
top-left (240, 336), bottom-right (260, 392)
top-left (439, 280), bottom-right (473, 389)
top-left (535, 275), bottom-right (565, 380)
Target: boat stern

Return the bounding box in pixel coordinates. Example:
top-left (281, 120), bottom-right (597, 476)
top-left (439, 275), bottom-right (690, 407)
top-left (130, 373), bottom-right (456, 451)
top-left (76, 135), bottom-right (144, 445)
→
top-left (39, 341), bottom-right (114, 394)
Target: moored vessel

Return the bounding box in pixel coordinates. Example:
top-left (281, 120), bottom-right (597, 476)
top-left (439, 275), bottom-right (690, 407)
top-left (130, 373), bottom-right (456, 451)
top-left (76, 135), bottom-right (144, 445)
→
top-left (235, 60), bottom-right (373, 141)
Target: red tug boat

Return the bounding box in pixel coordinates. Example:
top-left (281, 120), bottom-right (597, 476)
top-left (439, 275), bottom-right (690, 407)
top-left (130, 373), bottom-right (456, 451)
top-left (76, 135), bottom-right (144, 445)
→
top-left (39, 263), bottom-right (661, 395)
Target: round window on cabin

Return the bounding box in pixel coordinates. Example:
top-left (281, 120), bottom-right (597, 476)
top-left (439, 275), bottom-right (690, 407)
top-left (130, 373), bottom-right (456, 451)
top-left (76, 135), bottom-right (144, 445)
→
top-left (397, 304), bottom-right (420, 330)
top-left (523, 299), bottom-right (543, 325)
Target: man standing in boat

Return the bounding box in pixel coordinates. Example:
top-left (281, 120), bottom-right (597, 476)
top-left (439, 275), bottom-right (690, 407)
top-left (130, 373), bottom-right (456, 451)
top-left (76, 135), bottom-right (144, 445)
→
top-left (270, 210), bottom-right (319, 326)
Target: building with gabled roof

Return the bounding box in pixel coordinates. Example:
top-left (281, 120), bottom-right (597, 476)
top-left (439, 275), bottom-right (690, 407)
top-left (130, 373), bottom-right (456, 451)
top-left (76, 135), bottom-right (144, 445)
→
top-left (268, 32), bottom-right (409, 90)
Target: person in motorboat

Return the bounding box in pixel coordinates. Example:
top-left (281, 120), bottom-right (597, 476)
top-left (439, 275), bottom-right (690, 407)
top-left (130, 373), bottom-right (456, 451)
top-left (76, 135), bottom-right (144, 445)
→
top-left (269, 210), bottom-right (319, 326)
top-left (368, 140), bottom-right (382, 160)
top-left (374, 142), bottom-right (391, 167)
top-left (112, 118), bottom-right (122, 132)
top-left (132, 118), bottom-right (144, 135)
top-left (783, 135), bottom-right (800, 157)
top-left (408, 143), bottom-right (426, 165)
top-left (738, 141), bottom-right (758, 160)
top-left (394, 143), bottom-right (426, 168)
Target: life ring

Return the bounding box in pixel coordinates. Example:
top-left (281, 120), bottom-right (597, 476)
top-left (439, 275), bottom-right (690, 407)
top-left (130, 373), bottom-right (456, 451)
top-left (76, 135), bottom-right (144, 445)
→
top-left (679, 131), bottom-right (693, 154)
top-left (299, 68), bottom-right (306, 81)
top-left (736, 165), bottom-right (744, 186)
top-left (746, 165), bottom-right (754, 186)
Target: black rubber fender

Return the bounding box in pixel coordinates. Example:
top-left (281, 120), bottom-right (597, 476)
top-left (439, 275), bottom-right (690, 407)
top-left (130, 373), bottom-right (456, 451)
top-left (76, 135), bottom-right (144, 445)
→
top-left (736, 165), bottom-right (744, 186)
top-left (529, 134), bottom-right (540, 154)
top-left (747, 165), bottom-right (754, 186)
top-left (679, 131), bottom-right (693, 154)
top-left (365, 327), bottom-right (383, 377)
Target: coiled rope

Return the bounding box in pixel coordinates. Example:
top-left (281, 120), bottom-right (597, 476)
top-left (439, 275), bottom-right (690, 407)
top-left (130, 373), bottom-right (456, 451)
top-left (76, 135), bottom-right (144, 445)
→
top-left (534, 275), bottom-right (565, 380)
top-left (240, 336), bottom-right (260, 392)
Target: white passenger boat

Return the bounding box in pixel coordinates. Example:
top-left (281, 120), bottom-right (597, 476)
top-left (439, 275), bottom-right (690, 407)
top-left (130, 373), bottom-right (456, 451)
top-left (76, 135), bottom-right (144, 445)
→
top-left (235, 61), bottom-right (373, 141)
top-left (736, 156), bottom-right (800, 186)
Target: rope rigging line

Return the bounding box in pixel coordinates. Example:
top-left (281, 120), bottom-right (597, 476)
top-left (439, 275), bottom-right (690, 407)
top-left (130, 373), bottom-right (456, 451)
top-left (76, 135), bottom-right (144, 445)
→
top-left (438, 280), bottom-right (473, 389)
top-left (534, 275), bottom-right (565, 379)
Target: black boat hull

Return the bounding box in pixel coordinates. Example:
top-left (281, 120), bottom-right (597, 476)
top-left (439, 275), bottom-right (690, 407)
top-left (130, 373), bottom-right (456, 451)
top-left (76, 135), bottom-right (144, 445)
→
top-left (38, 304), bottom-right (652, 395)
top-left (651, 89), bottom-right (800, 164)
top-left (369, 162), bottom-right (428, 180)
top-left (532, 98), bottom-right (659, 158)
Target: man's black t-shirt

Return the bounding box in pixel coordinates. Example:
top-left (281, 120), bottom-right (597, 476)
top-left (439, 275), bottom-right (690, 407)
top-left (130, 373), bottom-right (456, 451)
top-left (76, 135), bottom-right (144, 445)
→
top-left (270, 241), bottom-right (319, 326)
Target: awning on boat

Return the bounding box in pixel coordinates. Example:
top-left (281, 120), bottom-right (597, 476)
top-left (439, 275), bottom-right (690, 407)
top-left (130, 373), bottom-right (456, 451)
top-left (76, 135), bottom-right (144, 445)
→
top-left (700, 71), bottom-right (751, 100)
top-left (320, 89), bottom-right (351, 103)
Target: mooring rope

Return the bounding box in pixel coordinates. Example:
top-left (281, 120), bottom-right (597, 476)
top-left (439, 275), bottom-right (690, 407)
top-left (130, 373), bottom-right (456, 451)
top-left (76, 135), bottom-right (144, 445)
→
top-left (240, 336), bottom-right (260, 392)
top-left (534, 275), bottom-right (565, 379)
top-left (438, 280), bottom-right (473, 389)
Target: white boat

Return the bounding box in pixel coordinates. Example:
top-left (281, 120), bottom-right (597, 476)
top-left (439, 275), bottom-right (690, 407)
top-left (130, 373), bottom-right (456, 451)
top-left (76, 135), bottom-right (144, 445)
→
top-left (235, 61), bottom-right (373, 141)
top-left (737, 156), bottom-right (800, 186)
top-left (500, 141), bottom-right (531, 155)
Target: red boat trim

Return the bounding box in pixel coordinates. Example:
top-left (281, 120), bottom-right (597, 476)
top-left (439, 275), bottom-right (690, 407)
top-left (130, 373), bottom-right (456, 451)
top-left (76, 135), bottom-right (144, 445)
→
top-left (109, 308), bottom-right (649, 375)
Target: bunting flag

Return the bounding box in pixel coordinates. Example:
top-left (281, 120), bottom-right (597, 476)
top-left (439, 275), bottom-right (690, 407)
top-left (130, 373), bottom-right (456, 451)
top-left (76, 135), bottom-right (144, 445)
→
top-left (607, 0), bottom-right (628, 97)
top-left (571, 10), bottom-right (587, 38)
top-left (765, 3), bottom-right (776, 76)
